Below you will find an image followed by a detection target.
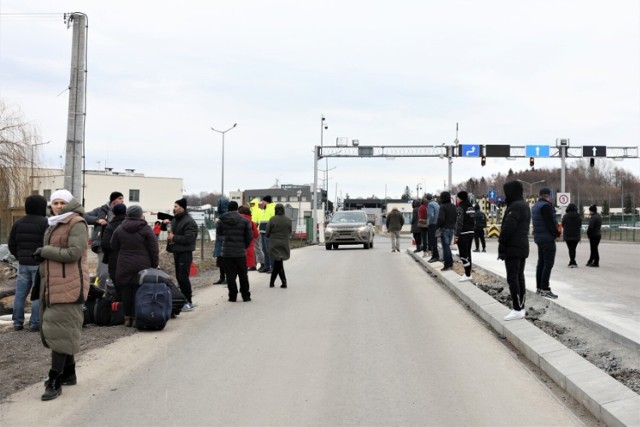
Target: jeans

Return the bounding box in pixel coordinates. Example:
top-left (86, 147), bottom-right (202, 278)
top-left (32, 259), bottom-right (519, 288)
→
top-left (505, 257), bottom-right (526, 311)
top-left (441, 228), bottom-right (455, 268)
top-left (174, 251), bottom-right (193, 304)
top-left (419, 228), bottom-right (429, 252)
top-left (535, 240), bottom-right (556, 290)
top-left (261, 234), bottom-right (272, 270)
top-left (13, 264), bottom-right (40, 328)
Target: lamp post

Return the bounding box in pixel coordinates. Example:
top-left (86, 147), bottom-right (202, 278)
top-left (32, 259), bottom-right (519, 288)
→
top-left (517, 179), bottom-right (545, 199)
top-left (416, 183), bottom-right (422, 200)
top-left (320, 115), bottom-right (328, 207)
top-left (210, 123), bottom-right (237, 196)
top-left (31, 140), bottom-right (50, 194)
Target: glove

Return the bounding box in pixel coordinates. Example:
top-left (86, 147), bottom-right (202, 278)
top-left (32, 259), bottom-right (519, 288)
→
top-left (33, 248), bottom-right (44, 263)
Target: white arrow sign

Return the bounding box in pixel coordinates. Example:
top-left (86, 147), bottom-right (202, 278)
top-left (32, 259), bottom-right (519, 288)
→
top-left (592, 146), bottom-right (597, 156)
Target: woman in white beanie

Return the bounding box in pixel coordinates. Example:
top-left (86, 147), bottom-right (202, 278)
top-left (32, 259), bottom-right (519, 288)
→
top-left (36, 190), bottom-right (90, 401)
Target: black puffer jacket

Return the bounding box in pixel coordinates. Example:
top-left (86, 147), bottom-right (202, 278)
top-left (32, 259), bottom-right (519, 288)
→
top-left (561, 203), bottom-right (582, 242)
top-left (170, 212), bottom-right (198, 253)
top-left (498, 181), bottom-right (531, 259)
top-left (8, 195), bottom-right (49, 265)
top-left (101, 214), bottom-right (126, 284)
top-left (437, 191), bottom-right (457, 230)
top-left (217, 211), bottom-right (253, 257)
top-left (111, 218), bottom-right (159, 287)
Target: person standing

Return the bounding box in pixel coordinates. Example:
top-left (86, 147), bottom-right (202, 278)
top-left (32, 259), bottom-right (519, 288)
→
top-left (410, 200), bottom-right (422, 253)
top-left (267, 204), bottom-right (292, 288)
top-left (249, 198), bottom-right (264, 271)
top-left (165, 198), bottom-right (198, 310)
top-left (153, 221), bottom-right (162, 241)
top-left (454, 191), bottom-right (475, 282)
top-left (386, 207), bottom-right (405, 252)
top-left (426, 193), bottom-right (440, 262)
top-left (36, 190), bottom-right (90, 401)
top-left (100, 203), bottom-right (127, 288)
top-left (473, 204), bottom-right (487, 252)
top-left (532, 188), bottom-right (560, 299)
top-left (258, 196), bottom-right (276, 273)
top-left (417, 198), bottom-right (429, 255)
top-left (85, 191), bottom-right (124, 286)
top-left (217, 201), bottom-right (253, 302)
top-left (111, 205), bottom-right (159, 327)
top-left (561, 203), bottom-right (582, 268)
top-left (437, 191), bottom-right (457, 271)
top-left (586, 204), bottom-right (602, 267)
top-left (8, 195), bottom-right (49, 332)
top-left (499, 181), bottom-right (531, 321)
top-left (239, 205), bottom-right (260, 270)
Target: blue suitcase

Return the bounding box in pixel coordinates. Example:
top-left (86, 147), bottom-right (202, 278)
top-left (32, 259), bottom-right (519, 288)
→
top-left (135, 270), bottom-right (172, 330)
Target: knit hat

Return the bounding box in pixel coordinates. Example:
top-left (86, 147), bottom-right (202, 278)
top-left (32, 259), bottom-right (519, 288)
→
top-left (263, 195), bottom-right (273, 203)
top-left (110, 191), bottom-right (124, 203)
top-left (113, 203), bottom-right (127, 216)
top-left (457, 191), bottom-right (468, 201)
top-left (175, 198), bottom-right (187, 210)
top-left (589, 204), bottom-right (597, 213)
top-left (425, 193), bottom-right (433, 200)
top-left (126, 205), bottom-right (144, 218)
top-left (50, 189), bottom-right (74, 203)
top-left (228, 201), bottom-right (239, 211)
top-left (539, 187), bottom-right (552, 196)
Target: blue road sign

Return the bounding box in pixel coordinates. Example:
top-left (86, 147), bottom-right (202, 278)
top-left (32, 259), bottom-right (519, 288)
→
top-left (461, 144), bottom-right (480, 157)
top-left (525, 145), bottom-right (550, 157)
top-left (488, 189), bottom-right (497, 200)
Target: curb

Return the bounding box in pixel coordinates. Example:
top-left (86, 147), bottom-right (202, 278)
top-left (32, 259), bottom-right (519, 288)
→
top-left (408, 250), bottom-right (640, 427)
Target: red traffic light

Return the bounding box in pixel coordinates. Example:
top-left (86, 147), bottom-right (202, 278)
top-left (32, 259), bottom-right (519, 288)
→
top-left (481, 156), bottom-right (486, 167)
top-left (529, 157), bottom-right (535, 167)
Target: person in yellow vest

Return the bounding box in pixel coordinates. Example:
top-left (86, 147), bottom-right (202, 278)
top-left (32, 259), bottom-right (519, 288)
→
top-left (249, 198), bottom-right (264, 271)
top-left (258, 195), bottom-right (276, 273)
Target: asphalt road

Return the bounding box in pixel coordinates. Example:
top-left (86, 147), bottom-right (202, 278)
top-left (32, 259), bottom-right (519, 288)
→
top-left (1, 243), bottom-right (585, 426)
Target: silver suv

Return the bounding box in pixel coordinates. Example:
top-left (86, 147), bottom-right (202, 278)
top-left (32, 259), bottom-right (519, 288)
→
top-left (324, 211), bottom-right (375, 250)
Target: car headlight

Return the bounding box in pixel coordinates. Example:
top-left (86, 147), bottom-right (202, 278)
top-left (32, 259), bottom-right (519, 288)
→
top-left (357, 226), bottom-right (369, 233)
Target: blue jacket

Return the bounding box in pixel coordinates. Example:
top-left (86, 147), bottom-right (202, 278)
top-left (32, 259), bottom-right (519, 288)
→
top-left (427, 201), bottom-right (440, 225)
top-left (532, 197), bottom-right (559, 244)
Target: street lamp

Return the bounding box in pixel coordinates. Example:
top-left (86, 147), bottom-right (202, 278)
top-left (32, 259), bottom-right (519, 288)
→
top-left (31, 140), bottom-right (50, 194)
top-left (517, 179), bottom-right (545, 199)
top-left (210, 123), bottom-right (237, 196)
top-left (416, 183), bottom-right (422, 200)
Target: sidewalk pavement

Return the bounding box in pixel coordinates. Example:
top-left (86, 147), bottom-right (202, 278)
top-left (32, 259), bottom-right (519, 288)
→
top-left (404, 237), bottom-right (640, 427)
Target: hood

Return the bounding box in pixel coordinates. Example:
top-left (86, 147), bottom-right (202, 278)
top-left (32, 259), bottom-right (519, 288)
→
top-left (220, 210), bottom-right (242, 226)
top-left (60, 198), bottom-right (85, 216)
top-left (249, 198), bottom-right (261, 205)
top-left (503, 181), bottom-right (524, 204)
top-left (121, 217), bottom-right (149, 233)
top-left (25, 195), bottom-right (47, 216)
top-left (440, 191), bottom-right (451, 204)
top-left (566, 203), bottom-right (578, 213)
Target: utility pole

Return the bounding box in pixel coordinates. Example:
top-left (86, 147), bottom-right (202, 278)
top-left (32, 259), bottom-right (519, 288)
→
top-left (63, 12), bottom-right (88, 202)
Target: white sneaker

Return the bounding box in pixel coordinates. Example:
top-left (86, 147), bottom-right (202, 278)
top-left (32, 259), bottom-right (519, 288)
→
top-left (182, 303), bottom-right (194, 312)
top-left (458, 275), bottom-right (473, 282)
top-left (504, 310), bottom-right (525, 321)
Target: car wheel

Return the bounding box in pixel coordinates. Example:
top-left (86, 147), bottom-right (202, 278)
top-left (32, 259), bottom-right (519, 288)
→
top-left (370, 240), bottom-right (374, 248)
top-left (325, 244), bottom-right (332, 250)
top-left (333, 244), bottom-right (338, 249)
top-left (364, 242), bottom-right (370, 249)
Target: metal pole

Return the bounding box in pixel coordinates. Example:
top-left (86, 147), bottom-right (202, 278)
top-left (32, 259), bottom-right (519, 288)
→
top-left (560, 145), bottom-right (566, 193)
top-left (221, 132), bottom-right (225, 196)
top-left (447, 146), bottom-right (453, 192)
top-left (312, 146), bottom-right (319, 243)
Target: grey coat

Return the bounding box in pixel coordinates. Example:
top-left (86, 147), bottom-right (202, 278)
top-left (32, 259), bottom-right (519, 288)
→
top-left (266, 214), bottom-right (291, 261)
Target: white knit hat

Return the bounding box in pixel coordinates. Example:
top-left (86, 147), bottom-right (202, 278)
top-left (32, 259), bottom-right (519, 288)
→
top-left (50, 189), bottom-right (74, 203)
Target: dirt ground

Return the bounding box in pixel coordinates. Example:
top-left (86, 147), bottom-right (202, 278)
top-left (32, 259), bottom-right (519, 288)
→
top-left (1, 246), bottom-right (638, 402)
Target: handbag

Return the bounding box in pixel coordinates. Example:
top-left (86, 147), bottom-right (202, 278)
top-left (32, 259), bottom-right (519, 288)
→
top-left (418, 219), bottom-right (428, 228)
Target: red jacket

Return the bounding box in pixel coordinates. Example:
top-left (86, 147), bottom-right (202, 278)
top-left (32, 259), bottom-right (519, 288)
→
top-left (240, 213), bottom-right (259, 268)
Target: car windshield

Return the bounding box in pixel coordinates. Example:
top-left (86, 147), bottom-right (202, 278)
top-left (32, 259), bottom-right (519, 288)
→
top-left (331, 212), bottom-right (366, 223)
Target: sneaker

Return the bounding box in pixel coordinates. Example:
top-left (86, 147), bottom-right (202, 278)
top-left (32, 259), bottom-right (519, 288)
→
top-left (413, 249), bottom-right (420, 253)
top-left (182, 303), bottom-right (194, 312)
top-left (213, 278), bottom-right (226, 285)
top-left (504, 310), bottom-right (525, 321)
top-left (427, 257), bottom-right (439, 263)
top-left (482, 249), bottom-right (486, 252)
top-left (540, 289), bottom-right (558, 299)
top-left (458, 275), bottom-right (473, 282)
top-left (569, 263), bottom-right (578, 268)
top-left (29, 326), bottom-right (40, 332)
top-left (422, 252), bottom-right (429, 258)
top-left (473, 249), bottom-right (480, 253)
top-left (536, 288), bottom-right (542, 295)
top-left (13, 325), bottom-right (24, 331)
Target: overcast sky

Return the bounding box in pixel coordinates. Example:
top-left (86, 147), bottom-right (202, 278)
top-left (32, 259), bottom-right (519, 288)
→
top-left (1, 0), bottom-right (638, 201)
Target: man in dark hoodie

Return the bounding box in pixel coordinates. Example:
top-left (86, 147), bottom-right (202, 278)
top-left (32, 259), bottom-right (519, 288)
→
top-left (8, 195), bottom-right (49, 331)
top-left (437, 191), bottom-right (457, 271)
top-left (499, 181), bottom-right (531, 321)
top-left (454, 191), bottom-right (475, 281)
top-left (217, 201), bottom-right (253, 302)
top-left (532, 188), bottom-right (560, 299)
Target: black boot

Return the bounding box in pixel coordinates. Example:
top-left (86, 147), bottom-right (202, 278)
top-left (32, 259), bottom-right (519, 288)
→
top-left (59, 363), bottom-right (77, 386)
top-left (42, 369), bottom-right (62, 401)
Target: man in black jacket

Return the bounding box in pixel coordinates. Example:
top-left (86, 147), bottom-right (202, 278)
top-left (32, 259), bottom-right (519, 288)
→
top-left (8, 195), bottom-right (49, 331)
top-left (454, 191), bottom-right (475, 281)
top-left (532, 187), bottom-right (560, 299)
top-left (217, 201), bottom-right (253, 302)
top-left (473, 204), bottom-right (487, 252)
top-left (499, 181), bottom-right (531, 321)
top-left (166, 198), bottom-right (198, 310)
top-left (437, 191), bottom-right (457, 271)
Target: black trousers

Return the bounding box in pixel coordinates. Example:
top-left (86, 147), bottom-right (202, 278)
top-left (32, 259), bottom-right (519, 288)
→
top-left (457, 235), bottom-right (474, 276)
top-left (51, 351), bottom-right (75, 372)
top-left (474, 228), bottom-right (486, 250)
top-left (116, 284), bottom-right (139, 317)
top-left (174, 251), bottom-right (193, 304)
top-left (428, 224), bottom-right (439, 258)
top-left (588, 236), bottom-right (601, 265)
top-left (505, 257), bottom-right (526, 311)
top-left (270, 260), bottom-right (287, 285)
top-left (419, 228), bottom-right (429, 252)
top-left (565, 240), bottom-right (579, 264)
top-left (223, 256), bottom-right (250, 300)
top-left (412, 232), bottom-right (421, 250)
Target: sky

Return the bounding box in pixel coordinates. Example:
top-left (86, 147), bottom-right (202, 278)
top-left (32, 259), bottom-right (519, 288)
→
top-left (1, 0), bottom-right (638, 202)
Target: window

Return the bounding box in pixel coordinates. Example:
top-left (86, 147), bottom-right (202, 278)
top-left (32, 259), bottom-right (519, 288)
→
top-left (43, 189), bottom-right (51, 201)
top-left (129, 189), bottom-right (140, 202)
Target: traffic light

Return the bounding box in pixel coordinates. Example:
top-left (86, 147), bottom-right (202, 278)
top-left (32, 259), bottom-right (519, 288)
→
top-left (590, 157), bottom-right (595, 168)
top-left (529, 157), bottom-right (535, 167)
top-left (481, 156), bottom-right (486, 167)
